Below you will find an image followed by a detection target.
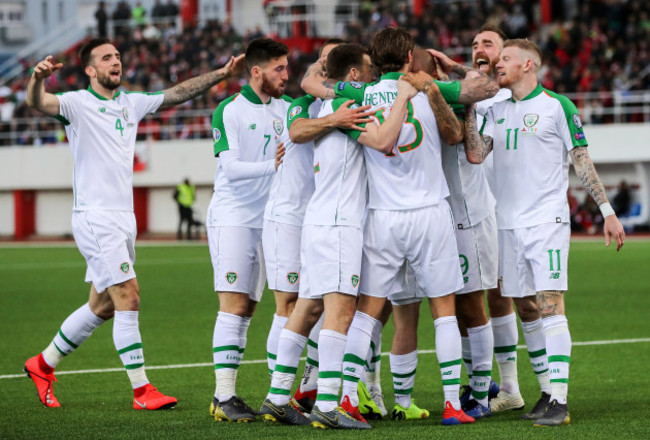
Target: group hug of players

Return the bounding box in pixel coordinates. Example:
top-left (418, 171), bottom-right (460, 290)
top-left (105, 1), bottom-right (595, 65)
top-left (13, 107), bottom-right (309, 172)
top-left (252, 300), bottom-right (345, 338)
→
top-left (206, 24), bottom-right (625, 430)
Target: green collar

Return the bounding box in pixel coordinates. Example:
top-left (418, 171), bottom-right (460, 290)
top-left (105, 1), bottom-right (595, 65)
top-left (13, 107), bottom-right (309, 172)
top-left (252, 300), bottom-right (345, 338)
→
top-left (380, 72), bottom-right (404, 81)
top-left (239, 84), bottom-right (270, 105)
top-left (509, 83), bottom-right (543, 103)
top-left (87, 85), bottom-right (121, 101)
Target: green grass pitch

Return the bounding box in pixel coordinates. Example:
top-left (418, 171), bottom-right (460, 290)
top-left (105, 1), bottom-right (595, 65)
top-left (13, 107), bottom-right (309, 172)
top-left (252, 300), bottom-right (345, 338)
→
top-left (1, 240), bottom-right (649, 439)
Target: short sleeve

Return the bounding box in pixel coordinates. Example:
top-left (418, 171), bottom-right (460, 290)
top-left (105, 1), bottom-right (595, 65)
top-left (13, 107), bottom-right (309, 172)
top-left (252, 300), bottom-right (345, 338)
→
top-left (334, 81), bottom-right (367, 104)
top-left (480, 107), bottom-right (495, 138)
top-left (555, 95), bottom-right (588, 151)
top-left (287, 94), bottom-right (317, 129)
top-left (212, 96), bottom-right (239, 156)
top-left (332, 97), bottom-right (372, 141)
top-left (435, 80), bottom-right (461, 104)
top-left (55, 91), bottom-right (79, 126)
top-left (125, 91), bottom-right (164, 121)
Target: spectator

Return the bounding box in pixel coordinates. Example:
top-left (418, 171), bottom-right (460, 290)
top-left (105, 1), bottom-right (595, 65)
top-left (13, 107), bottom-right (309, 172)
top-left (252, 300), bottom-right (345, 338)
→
top-left (94, 1), bottom-right (108, 38)
top-left (613, 180), bottom-right (632, 216)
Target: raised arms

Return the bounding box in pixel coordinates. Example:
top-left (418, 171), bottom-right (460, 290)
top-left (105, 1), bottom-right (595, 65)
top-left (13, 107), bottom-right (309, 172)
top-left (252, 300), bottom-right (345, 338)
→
top-left (289, 100), bottom-right (372, 144)
top-left (570, 146), bottom-right (625, 250)
top-left (26, 56), bottom-right (63, 116)
top-left (161, 54), bottom-right (245, 109)
top-left (300, 59), bottom-right (337, 100)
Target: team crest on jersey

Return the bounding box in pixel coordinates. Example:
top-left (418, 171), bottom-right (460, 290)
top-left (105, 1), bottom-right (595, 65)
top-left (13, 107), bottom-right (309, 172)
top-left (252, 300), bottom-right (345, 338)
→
top-left (120, 262), bottom-right (130, 274)
top-left (287, 272), bottom-right (299, 285)
top-left (523, 113), bottom-right (539, 127)
top-left (572, 113), bottom-right (583, 129)
top-left (351, 274), bottom-right (359, 287)
top-left (213, 128), bottom-right (221, 142)
top-left (226, 272), bottom-right (238, 284)
top-left (273, 119), bottom-right (283, 135)
top-left (289, 106), bottom-right (302, 120)
top-left (122, 107), bottom-right (129, 122)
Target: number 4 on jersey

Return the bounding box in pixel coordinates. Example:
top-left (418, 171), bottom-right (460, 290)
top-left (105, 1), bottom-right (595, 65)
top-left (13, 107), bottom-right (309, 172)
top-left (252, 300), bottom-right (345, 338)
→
top-left (115, 118), bottom-right (124, 136)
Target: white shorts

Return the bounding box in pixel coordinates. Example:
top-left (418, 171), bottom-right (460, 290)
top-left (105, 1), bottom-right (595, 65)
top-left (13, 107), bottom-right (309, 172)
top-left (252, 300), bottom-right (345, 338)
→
top-left (389, 262), bottom-right (424, 306)
top-left (207, 225), bottom-right (266, 302)
top-left (360, 202), bottom-right (464, 300)
top-left (72, 210), bottom-right (137, 293)
top-left (498, 222), bottom-right (570, 298)
top-left (455, 212), bottom-right (498, 294)
top-left (262, 219), bottom-right (302, 293)
top-left (299, 225), bottom-right (362, 299)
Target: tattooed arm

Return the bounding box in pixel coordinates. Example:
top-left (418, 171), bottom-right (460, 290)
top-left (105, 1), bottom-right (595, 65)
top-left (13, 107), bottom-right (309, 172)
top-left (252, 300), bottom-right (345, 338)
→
top-left (160, 54), bottom-right (245, 109)
top-left (427, 48), bottom-right (498, 103)
top-left (570, 146), bottom-right (625, 250)
top-left (402, 71), bottom-right (462, 144)
top-left (300, 58), bottom-right (337, 100)
top-left (463, 103), bottom-right (492, 163)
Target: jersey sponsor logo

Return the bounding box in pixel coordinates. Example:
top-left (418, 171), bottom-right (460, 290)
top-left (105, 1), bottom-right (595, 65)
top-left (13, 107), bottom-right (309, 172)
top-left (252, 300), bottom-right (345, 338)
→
top-left (287, 272), bottom-right (299, 285)
top-left (574, 132), bottom-right (585, 140)
top-left (572, 113), bottom-right (583, 129)
top-left (226, 272), bottom-right (238, 284)
top-left (120, 262), bottom-right (130, 273)
top-left (213, 128), bottom-right (221, 142)
top-left (351, 274), bottom-right (359, 287)
top-left (496, 118), bottom-right (505, 124)
top-left (249, 123), bottom-right (257, 130)
top-left (348, 81), bottom-right (363, 89)
top-left (289, 106), bottom-right (302, 120)
top-left (122, 107), bottom-right (129, 122)
top-left (523, 113), bottom-right (539, 127)
top-left (273, 119), bottom-right (283, 135)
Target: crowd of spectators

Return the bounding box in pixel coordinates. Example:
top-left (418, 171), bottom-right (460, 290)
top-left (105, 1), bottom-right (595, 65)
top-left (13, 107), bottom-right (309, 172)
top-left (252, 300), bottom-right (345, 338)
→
top-left (1, 0), bottom-right (649, 148)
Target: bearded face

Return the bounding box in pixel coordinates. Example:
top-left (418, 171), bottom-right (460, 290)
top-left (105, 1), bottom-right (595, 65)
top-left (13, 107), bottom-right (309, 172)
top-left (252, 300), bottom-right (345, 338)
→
top-left (260, 70), bottom-right (285, 98)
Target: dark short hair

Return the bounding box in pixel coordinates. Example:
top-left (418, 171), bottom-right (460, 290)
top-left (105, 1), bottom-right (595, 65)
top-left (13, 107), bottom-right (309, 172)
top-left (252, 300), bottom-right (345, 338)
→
top-left (80, 38), bottom-right (112, 68)
top-left (476, 24), bottom-right (508, 43)
top-left (244, 38), bottom-right (289, 73)
top-left (318, 38), bottom-right (346, 57)
top-left (325, 43), bottom-right (368, 81)
top-left (369, 27), bottom-right (414, 74)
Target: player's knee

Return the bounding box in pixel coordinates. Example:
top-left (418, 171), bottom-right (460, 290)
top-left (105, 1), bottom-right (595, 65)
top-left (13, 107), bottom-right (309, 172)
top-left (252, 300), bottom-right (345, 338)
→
top-left (515, 297), bottom-right (540, 322)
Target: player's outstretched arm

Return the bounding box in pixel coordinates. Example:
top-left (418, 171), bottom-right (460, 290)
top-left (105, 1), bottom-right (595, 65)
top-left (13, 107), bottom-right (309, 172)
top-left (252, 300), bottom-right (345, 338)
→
top-left (570, 146), bottom-right (625, 251)
top-left (26, 56), bottom-right (63, 116)
top-left (463, 103), bottom-right (493, 164)
top-left (403, 71), bottom-right (462, 145)
top-left (289, 100), bottom-right (373, 144)
top-left (357, 78), bottom-right (418, 153)
top-left (160, 54), bottom-right (245, 109)
top-left (300, 58), bottom-right (336, 100)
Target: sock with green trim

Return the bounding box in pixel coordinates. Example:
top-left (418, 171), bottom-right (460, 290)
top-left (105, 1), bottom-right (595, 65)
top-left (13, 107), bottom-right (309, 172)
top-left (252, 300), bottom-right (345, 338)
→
top-left (390, 350), bottom-right (417, 408)
top-left (213, 311), bottom-right (245, 401)
top-left (316, 329), bottom-right (347, 412)
top-left (543, 315), bottom-right (571, 404)
top-left (341, 311), bottom-right (377, 406)
top-left (492, 313), bottom-right (519, 394)
top-left (468, 321), bottom-right (493, 406)
top-left (267, 328), bottom-right (306, 405)
top-left (366, 320), bottom-right (383, 390)
top-left (435, 316), bottom-right (462, 410)
top-left (299, 313), bottom-right (323, 393)
top-left (113, 310), bottom-right (148, 389)
top-left (461, 336), bottom-right (473, 380)
top-left (42, 303), bottom-right (105, 369)
top-left (266, 314), bottom-right (288, 374)
top-left (522, 318), bottom-right (551, 395)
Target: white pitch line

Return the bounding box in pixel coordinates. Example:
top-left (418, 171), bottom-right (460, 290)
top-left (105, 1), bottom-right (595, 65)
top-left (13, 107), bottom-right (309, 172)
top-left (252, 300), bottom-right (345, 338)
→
top-left (2, 337), bottom-right (649, 380)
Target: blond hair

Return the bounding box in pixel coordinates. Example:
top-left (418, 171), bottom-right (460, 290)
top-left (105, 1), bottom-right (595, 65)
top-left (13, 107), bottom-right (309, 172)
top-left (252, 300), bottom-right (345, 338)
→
top-left (504, 39), bottom-right (542, 72)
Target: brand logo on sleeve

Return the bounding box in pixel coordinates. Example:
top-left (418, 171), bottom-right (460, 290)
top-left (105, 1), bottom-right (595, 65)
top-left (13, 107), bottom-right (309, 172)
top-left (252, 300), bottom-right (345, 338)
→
top-left (572, 113), bottom-right (583, 129)
top-left (212, 128), bottom-right (221, 142)
top-left (349, 81), bottom-right (363, 89)
top-left (289, 106), bottom-right (302, 120)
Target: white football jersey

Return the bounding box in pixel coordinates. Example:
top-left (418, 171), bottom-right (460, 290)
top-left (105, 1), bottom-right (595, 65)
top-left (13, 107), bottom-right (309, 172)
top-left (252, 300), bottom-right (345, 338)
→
top-left (302, 98), bottom-right (368, 228)
top-left (337, 73), bottom-right (456, 210)
top-left (477, 88), bottom-right (512, 192)
top-left (208, 85), bottom-right (292, 228)
top-left (483, 84), bottom-right (588, 229)
top-left (56, 87), bottom-right (164, 211)
top-left (264, 95), bottom-right (319, 226)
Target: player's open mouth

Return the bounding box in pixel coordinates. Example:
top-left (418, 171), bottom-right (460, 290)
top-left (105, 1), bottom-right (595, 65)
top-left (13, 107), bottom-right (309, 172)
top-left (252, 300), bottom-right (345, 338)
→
top-left (476, 58), bottom-right (490, 71)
